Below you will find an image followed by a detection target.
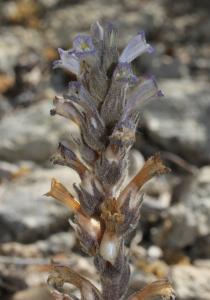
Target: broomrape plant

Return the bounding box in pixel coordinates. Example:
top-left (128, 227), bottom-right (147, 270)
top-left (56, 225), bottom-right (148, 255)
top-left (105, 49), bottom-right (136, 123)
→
top-left (45, 21), bottom-right (175, 300)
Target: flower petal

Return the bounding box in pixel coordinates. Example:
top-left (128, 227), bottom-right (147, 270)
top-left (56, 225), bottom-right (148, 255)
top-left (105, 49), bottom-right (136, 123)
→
top-left (73, 34), bottom-right (95, 52)
top-left (53, 48), bottom-right (80, 75)
top-left (91, 21), bottom-right (104, 41)
top-left (102, 22), bottom-right (119, 71)
top-left (125, 77), bottom-right (163, 115)
top-left (119, 31), bottom-right (154, 63)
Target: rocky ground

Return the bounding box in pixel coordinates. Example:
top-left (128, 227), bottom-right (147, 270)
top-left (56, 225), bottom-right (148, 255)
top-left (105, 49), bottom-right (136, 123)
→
top-left (0, 0), bottom-right (210, 299)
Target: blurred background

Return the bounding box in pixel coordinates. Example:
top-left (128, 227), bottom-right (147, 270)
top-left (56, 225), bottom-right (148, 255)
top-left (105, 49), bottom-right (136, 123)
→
top-left (0, 0), bottom-right (210, 299)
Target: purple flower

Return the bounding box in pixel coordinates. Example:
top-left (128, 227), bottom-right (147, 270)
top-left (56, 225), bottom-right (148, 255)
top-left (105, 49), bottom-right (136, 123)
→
top-left (73, 34), bottom-right (95, 52)
top-left (119, 31), bottom-right (154, 63)
top-left (53, 48), bottom-right (80, 75)
top-left (53, 35), bottom-right (97, 75)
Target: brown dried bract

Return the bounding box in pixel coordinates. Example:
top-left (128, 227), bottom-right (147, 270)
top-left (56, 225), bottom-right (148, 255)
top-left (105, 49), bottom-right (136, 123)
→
top-left (48, 264), bottom-right (102, 300)
top-left (45, 178), bottom-right (81, 213)
top-left (118, 153), bottom-right (170, 206)
top-left (128, 278), bottom-right (175, 300)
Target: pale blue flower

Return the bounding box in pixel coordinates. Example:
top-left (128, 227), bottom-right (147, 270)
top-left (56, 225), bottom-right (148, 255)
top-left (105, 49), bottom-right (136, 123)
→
top-left (53, 48), bottom-right (80, 75)
top-left (73, 34), bottom-right (95, 52)
top-left (53, 35), bottom-right (96, 75)
top-left (119, 31), bottom-right (154, 63)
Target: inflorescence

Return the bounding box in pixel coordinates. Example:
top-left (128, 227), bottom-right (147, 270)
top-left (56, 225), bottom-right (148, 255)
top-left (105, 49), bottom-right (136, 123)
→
top-left (45, 21), bottom-right (175, 300)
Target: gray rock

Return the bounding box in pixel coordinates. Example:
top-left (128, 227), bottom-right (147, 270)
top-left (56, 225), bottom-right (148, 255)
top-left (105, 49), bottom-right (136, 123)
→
top-left (129, 270), bottom-right (156, 295)
top-left (117, 1), bottom-right (166, 47)
top-left (0, 101), bottom-right (78, 163)
top-left (190, 234), bottom-right (210, 259)
top-left (142, 80), bottom-right (210, 164)
top-left (0, 167), bottom-right (80, 243)
top-left (36, 231), bottom-right (76, 255)
top-left (44, 1), bottom-right (121, 47)
top-left (0, 96), bottom-right (12, 119)
top-left (44, 0), bottom-right (165, 48)
top-left (152, 166), bottom-right (210, 248)
top-left (0, 161), bottom-right (22, 181)
top-left (194, 259), bottom-right (210, 269)
top-left (171, 265), bottom-right (210, 300)
top-left (0, 26), bottom-right (43, 75)
top-left (0, 160), bottom-right (36, 182)
top-left (11, 286), bottom-right (52, 300)
top-left (37, 0), bottom-right (60, 8)
top-left (141, 55), bottom-right (189, 79)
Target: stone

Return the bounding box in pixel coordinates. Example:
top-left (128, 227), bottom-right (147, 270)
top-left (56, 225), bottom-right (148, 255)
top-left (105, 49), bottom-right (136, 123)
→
top-left (11, 286), bottom-right (52, 300)
top-left (0, 101), bottom-right (79, 163)
top-left (171, 265), bottom-right (210, 300)
top-left (0, 167), bottom-right (80, 243)
top-left (140, 54), bottom-right (189, 79)
top-left (43, 1), bottom-right (121, 48)
top-left (152, 166), bottom-right (210, 248)
top-left (0, 161), bottom-right (22, 181)
top-left (0, 96), bottom-right (12, 119)
top-left (0, 160), bottom-right (36, 182)
top-left (189, 234), bottom-right (210, 259)
top-left (43, 0), bottom-right (165, 49)
top-left (0, 231), bottom-right (76, 257)
top-left (147, 245), bottom-right (163, 259)
top-left (36, 231), bottom-right (76, 255)
top-left (0, 26), bottom-right (43, 75)
top-left (129, 270), bottom-right (156, 295)
top-left (141, 79), bottom-right (210, 165)
top-left (37, 0), bottom-right (60, 9)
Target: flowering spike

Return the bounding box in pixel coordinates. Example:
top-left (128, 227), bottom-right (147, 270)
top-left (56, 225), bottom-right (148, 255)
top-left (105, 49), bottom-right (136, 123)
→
top-left (47, 21), bottom-right (175, 300)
